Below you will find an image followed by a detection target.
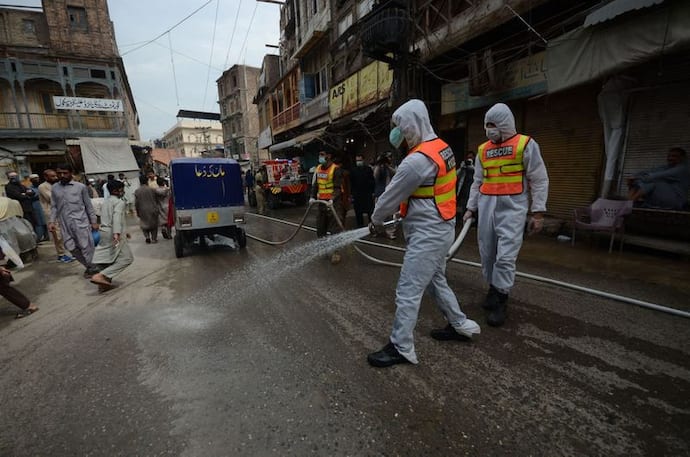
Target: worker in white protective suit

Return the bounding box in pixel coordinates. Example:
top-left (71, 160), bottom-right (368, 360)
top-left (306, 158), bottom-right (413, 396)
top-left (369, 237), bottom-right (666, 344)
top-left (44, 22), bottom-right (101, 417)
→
top-left (367, 99), bottom-right (480, 368)
top-left (464, 103), bottom-right (549, 327)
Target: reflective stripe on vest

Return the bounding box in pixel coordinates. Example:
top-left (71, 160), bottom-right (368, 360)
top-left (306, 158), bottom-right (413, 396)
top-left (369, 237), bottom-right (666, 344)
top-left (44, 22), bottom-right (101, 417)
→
top-left (399, 138), bottom-right (457, 221)
top-left (478, 134), bottom-right (530, 195)
top-left (316, 163), bottom-right (337, 200)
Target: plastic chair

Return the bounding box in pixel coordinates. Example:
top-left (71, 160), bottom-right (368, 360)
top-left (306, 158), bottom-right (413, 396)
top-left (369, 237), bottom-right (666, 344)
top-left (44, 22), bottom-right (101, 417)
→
top-left (572, 199), bottom-right (633, 253)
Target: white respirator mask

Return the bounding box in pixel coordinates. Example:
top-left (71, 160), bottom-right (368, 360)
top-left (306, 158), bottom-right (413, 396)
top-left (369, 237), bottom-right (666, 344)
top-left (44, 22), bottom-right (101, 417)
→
top-left (485, 127), bottom-right (502, 143)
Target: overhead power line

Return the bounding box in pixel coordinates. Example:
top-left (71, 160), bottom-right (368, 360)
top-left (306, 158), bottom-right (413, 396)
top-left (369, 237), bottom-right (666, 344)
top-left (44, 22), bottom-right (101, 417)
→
top-left (121, 0), bottom-right (214, 57)
top-left (223, 0), bottom-right (244, 69)
top-left (203, 0), bottom-right (221, 109)
top-left (238, 2), bottom-right (259, 64)
top-left (151, 40), bottom-right (224, 73)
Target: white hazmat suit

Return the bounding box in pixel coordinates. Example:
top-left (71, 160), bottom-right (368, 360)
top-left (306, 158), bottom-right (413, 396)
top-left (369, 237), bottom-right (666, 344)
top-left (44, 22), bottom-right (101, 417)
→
top-left (466, 103), bottom-right (549, 325)
top-left (369, 99), bottom-right (479, 366)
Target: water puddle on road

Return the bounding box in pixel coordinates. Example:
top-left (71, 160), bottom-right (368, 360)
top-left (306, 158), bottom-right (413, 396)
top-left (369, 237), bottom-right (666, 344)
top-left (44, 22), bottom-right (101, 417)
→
top-left (199, 226), bottom-right (371, 302)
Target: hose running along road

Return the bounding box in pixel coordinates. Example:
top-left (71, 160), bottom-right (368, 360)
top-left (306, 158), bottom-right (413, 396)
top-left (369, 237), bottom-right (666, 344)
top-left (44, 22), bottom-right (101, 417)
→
top-left (244, 206), bottom-right (690, 320)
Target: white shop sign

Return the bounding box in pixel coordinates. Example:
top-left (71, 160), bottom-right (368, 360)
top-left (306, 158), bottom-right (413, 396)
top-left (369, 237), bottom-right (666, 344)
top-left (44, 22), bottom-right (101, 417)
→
top-left (53, 96), bottom-right (124, 112)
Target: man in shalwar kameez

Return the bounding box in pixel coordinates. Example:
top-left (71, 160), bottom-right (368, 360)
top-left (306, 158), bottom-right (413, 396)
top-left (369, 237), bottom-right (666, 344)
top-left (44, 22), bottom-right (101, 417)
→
top-left (49, 164), bottom-right (100, 278)
top-left (90, 180), bottom-right (133, 291)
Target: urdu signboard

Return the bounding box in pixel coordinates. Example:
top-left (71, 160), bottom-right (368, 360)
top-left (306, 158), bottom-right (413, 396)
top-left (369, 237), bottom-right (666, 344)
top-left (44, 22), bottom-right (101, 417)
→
top-left (53, 96), bottom-right (124, 112)
top-left (441, 52), bottom-right (547, 115)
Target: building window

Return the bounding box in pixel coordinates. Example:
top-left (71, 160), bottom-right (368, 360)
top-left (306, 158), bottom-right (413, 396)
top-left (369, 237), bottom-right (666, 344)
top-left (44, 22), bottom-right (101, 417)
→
top-left (90, 69), bottom-right (106, 79)
top-left (338, 12), bottom-right (353, 37)
top-left (68, 6), bottom-right (88, 31)
top-left (22, 19), bottom-right (35, 34)
top-left (41, 93), bottom-right (54, 114)
top-left (357, 0), bottom-right (374, 18)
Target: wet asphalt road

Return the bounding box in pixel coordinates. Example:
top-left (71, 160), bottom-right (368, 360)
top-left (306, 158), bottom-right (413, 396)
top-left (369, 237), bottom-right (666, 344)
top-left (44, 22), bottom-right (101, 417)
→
top-left (0, 207), bottom-right (688, 457)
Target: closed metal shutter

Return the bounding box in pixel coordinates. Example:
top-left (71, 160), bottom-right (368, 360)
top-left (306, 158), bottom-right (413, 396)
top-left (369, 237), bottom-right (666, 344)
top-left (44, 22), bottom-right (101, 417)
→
top-left (620, 85), bottom-right (690, 197)
top-left (524, 86), bottom-right (604, 220)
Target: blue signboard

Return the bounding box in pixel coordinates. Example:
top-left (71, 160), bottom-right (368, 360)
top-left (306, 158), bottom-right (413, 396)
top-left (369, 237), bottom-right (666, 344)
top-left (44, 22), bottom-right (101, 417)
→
top-left (170, 158), bottom-right (244, 210)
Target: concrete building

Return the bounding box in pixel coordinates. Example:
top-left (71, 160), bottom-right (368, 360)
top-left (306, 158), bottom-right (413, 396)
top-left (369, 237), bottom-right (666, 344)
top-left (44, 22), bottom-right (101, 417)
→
top-left (217, 64), bottom-right (260, 163)
top-left (0, 0), bottom-right (140, 187)
top-left (254, 55), bottom-right (280, 164)
top-left (161, 111), bottom-right (223, 158)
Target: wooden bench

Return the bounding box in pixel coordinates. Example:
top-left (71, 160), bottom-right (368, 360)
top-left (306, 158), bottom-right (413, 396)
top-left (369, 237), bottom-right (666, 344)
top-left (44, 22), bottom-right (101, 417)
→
top-left (623, 208), bottom-right (690, 254)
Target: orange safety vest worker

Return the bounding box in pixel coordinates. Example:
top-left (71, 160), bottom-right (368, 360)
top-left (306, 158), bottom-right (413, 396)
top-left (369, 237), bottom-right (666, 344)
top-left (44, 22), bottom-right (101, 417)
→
top-left (399, 138), bottom-right (457, 221)
top-left (477, 134), bottom-right (531, 195)
top-left (316, 163), bottom-right (338, 200)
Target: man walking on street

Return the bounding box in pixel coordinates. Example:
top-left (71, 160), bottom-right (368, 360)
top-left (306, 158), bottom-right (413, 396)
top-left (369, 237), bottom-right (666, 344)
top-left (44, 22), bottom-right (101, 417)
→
top-left (254, 169), bottom-right (266, 215)
top-left (464, 103), bottom-right (549, 327)
top-left (49, 164), bottom-right (100, 277)
top-left (119, 173), bottom-right (135, 215)
top-left (91, 180), bottom-right (133, 292)
top-left (350, 153), bottom-right (375, 228)
top-left (39, 169), bottom-right (73, 263)
top-left (367, 99), bottom-right (480, 368)
top-left (309, 150), bottom-right (347, 264)
top-left (5, 171), bottom-right (36, 230)
top-left (134, 176), bottom-right (160, 243)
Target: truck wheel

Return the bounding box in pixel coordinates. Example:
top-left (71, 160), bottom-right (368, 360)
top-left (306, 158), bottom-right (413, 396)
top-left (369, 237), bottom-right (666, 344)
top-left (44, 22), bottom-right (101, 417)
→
top-left (237, 228), bottom-right (247, 248)
top-left (174, 232), bottom-right (184, 258)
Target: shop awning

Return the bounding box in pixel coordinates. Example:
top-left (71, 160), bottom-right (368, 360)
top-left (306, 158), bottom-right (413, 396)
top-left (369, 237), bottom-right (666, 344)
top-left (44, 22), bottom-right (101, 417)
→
top-left (268, 127), bottom-right (326, 154)
top-left (583, 0), bottom-right (664, 27)
top-left (546, 0), bottom-right (690, 93)
top-left (79, 137), bottom-right (139, 174)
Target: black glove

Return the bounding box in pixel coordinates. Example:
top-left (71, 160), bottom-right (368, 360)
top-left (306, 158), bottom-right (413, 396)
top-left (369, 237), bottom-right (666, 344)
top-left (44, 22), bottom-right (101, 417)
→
top-left (369, 222), bottom-right (385, 236)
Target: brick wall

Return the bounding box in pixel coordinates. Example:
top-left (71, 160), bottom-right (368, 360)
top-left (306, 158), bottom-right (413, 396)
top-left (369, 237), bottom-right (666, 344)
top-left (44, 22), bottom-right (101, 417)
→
top-left (42, 0), bottom-right (118, 59)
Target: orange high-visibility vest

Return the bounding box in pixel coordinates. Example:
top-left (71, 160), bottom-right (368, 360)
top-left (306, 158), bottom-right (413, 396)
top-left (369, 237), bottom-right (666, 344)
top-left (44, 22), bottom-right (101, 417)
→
top-left (399, 138), bottom-right (457, 221)
top-left (478, 134), bottom-right (531, 195)
top-left (316, 163), bottom-right (338, 200)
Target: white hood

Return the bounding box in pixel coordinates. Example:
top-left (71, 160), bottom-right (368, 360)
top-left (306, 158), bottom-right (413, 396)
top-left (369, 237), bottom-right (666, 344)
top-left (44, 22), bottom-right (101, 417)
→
top-left (391, 99), bottom-right (437, 149)
top-left (485, 103), bottom-right (517, 142)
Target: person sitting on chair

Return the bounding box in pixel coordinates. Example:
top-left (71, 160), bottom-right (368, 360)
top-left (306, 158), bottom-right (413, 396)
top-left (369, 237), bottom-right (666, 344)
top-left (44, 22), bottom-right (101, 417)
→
top-left (627, 147), bottom-right (690, 210)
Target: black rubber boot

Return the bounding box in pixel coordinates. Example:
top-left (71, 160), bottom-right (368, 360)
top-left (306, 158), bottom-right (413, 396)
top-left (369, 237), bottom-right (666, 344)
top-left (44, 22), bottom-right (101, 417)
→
top-left (484, 285), bottom-right (508, 327)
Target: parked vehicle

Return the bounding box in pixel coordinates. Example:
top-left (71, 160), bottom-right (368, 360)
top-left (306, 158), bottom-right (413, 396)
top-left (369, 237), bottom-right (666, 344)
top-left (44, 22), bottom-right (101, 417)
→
top-left (260, 159), bottom-right (309, 209)
top-left (170, 158), bottom-right (246, 258)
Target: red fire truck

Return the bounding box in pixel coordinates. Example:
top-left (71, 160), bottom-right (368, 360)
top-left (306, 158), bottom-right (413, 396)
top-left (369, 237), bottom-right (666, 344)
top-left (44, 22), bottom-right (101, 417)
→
top-left (260, 159), bottom-right (309, 209)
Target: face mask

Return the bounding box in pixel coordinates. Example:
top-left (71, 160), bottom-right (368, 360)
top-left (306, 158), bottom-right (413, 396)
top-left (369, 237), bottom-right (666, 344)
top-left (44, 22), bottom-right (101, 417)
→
top-left (356, 161), bottom-right (364, 167)
top-left (318, 156), bottom-right (326, 164)
top-left (389, 126), bottom-right (404, 149)
top-left (485, 127), bottom-right (502, 143)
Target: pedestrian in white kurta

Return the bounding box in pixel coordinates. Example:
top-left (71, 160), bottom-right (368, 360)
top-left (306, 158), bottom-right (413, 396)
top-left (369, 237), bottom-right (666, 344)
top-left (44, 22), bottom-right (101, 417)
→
top-left (367, 99), bottom-right (480, 368)
top-left (464, 103), bottom-right (549, 327)
top-left (90, 181), bottom-right (133, 291)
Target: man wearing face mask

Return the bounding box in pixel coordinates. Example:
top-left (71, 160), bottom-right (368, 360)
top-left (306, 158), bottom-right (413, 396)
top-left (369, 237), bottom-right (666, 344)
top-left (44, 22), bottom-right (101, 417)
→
top-left (464, 103), bottom-right (549, 327)
top-left (349, 153), bottom-right (375, 228)
top-left (367, 99), bottom-right (480, 368)
top-left (309, 150), bottom-right (347, 264)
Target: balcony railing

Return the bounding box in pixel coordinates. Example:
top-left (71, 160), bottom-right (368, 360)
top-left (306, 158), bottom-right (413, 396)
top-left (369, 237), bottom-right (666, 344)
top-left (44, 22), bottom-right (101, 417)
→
top-left (300, 91), bottom-right (329, 122)
top-left (0, 112), bottom-right (127, 135)
top-left (271, 102), bottom-right (301, 132)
